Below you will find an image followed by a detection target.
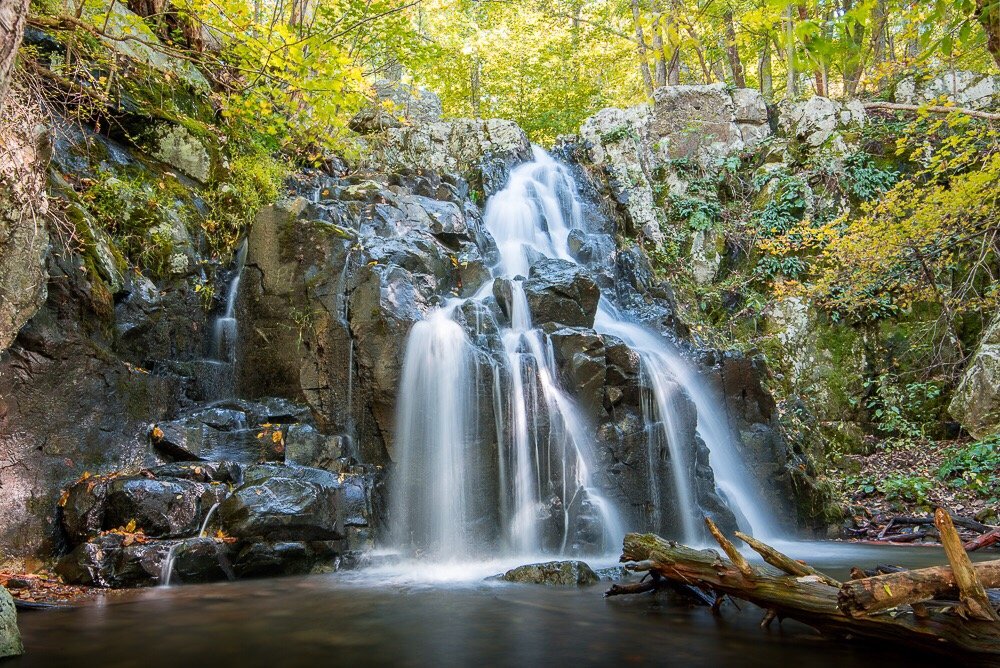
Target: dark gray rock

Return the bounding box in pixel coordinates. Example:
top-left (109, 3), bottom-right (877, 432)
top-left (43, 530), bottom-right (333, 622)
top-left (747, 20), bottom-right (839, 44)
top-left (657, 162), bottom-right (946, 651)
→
top-left (217, 465), bottom-right (368, 541)
top-left (231, 541), bottom-right (340, 578)
top-left (500, 560), bottom-right (599, 586)
top-left (524, 259), bottom-right (600, 327)
top-left (56, 534), bottom-right (168, 588)
top-left (103, 477), bottom-right (203, 538)
top-left (163, 537), bottom-right (236, 584)
top-left (148, 461), bottom-right (242, 484)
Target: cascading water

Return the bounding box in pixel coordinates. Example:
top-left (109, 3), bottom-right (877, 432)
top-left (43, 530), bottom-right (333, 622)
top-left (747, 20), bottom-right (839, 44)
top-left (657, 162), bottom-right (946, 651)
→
top-left (212, 239), bottom-right (247, 364)
top-left (391, 146), bottom-right (775, 561)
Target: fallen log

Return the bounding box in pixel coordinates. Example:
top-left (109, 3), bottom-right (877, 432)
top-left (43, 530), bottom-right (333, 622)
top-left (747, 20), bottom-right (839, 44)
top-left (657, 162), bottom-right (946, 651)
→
top-left (885, 515), bottom-right (993, 534)
top-left (617, 527), bottom-right (1000, 656)
top-left (863, 101), bottom-right (1000, 122)
top-left (838, 560), bottom-right (1000, 615)
top-left (966, 528), bottom-right (1000, 553)
top-left (935, 509), bottom-right (1000, 621)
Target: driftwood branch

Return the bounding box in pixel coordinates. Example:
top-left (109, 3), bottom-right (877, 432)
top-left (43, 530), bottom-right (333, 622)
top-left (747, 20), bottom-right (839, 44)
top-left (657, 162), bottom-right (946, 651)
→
top-left (614, 514), bottom-right (1000, 657)
top-left (966, 528), bottom-right (1000, 553)
top-left (734, 530), bottom-right (840, 587)
top-left (838, 559), bottom-right (1000, 615)
top-left (863, 101), bottom-right (1000, 121)
top-left (935, 509), bottom-right (1000, 621)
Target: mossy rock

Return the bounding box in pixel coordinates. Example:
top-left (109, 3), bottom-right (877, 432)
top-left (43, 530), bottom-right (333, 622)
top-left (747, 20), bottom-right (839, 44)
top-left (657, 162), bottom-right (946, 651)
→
top-left (500, 560), bottom-right (600, 586)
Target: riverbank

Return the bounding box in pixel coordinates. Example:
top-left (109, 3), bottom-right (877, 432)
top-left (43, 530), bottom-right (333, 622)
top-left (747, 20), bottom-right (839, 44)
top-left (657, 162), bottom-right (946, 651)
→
top-left (827, 437), bottom-right (999, 542)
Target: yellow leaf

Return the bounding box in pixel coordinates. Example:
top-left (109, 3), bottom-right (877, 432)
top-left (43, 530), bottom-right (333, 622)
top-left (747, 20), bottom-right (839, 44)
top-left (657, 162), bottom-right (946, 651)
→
top-left (125, 519), bottom-right (137, 533)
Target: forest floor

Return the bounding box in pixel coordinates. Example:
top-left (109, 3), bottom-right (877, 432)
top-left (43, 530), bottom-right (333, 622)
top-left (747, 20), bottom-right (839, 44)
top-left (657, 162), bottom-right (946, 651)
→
top-left (830, 438), bottom-right (999, 546)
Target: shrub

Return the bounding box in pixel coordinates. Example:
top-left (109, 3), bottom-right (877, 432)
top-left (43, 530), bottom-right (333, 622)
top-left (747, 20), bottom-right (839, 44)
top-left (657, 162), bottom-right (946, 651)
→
top-left (937, 438), bottom-right (1000, 500)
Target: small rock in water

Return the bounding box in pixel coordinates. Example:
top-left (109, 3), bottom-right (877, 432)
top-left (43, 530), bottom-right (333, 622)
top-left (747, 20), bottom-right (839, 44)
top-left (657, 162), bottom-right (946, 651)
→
top-left (499, 560), bottom-right (599, 586)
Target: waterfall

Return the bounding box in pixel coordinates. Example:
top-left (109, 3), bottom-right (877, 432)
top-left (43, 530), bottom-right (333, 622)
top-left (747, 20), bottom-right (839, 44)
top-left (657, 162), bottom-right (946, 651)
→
top-left (212, 239), bottom-right (247, 364)
top-left (390, 305), bottom-right (476, 555)
top-left (391, 146), bottom-right (774, 559)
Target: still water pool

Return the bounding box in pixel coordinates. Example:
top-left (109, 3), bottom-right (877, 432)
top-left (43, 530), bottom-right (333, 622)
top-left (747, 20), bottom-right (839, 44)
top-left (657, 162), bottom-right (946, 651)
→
top-left (11, 542), bottom-right (1000, 667)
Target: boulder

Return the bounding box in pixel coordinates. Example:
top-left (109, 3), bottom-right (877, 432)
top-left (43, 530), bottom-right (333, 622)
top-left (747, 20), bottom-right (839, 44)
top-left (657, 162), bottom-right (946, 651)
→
top-left (217, 465), bottom-right (366, 541)
top-left (0, 586), bottom-right (22, 659)
top-left (548, 327), bottom-right (607, 416)
top-left (0, 84), bottom-right (50, 352)
top-left (950, 314), bottom-right (1000, 439)
top-left (61, 474), bottom-right (114, 545)
top-left (162, 537), bottom-right (236, 584)
top-left (283, 424), bottom-right (348, 470)
top-left (56, 534), bottom-right (168, 587)
top-left (523, 259), bottom-right (600, 328)
top-left (778, 96), bottom-right (866, 157)
top-left (231, 541), bottom-right (340, 578)
top-left (648, 84), bottom-right (745, 166)
top-left (500, 560), bottom-right (599, 586)
top-left (103, 477), bottom-right (203, 538)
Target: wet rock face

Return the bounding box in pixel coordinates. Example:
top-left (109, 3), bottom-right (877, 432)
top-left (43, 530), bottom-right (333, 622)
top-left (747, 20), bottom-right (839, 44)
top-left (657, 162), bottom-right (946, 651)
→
top-left (500, 560), bottom-right (599, 586)
top-left (103, 478), bottom-right (203, 538)
top-left (237, 166), bottom-right (501, 463)
top-left (56, 456), bottom-right (376, 587)
top-left (704, 351), bottom-right (798, 532)
top-left (56, 533), bottom-right (170, 588)
top-left (523, 259), bottom-right (600, 328)
top-left (0, 586), bottom-right (22, 659)
top-left (217, 465), bottom-right (346, 541)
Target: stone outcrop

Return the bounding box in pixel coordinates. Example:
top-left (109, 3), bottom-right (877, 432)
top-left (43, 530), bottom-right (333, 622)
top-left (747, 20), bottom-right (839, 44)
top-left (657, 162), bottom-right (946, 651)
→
top-left (578, 84), bottom-right (770, 246)
top-left (777, 96), bottom-right (866, 158)
top-left (237, 168), bottom-right (498, 462)
top-left (896, 70), bottom-right (1000, 111)
top-left (369, 118), bottom-right (532, 194)
top-left (950, 313), bottom-right (1000, 439)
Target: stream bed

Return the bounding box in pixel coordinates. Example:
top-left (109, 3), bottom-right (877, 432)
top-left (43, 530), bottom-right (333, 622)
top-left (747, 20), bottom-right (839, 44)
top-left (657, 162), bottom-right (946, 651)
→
top-left (10, 542), bottom-right (1000, 667)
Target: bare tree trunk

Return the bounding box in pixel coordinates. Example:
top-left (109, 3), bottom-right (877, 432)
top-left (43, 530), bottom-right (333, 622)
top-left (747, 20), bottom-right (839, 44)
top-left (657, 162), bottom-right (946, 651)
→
top-left (652, 12), bottom-right (667, 87)
top-left (760, 35), bottom-right (773, 98)
top-left (0, 0), bottom-right (30, 112)
top-left (631, 0), bottom-right (654, 95)
top-left (975, 0), bottom-right (1000, 69)
top-left (785, 4), bottom-right (796, 99)
top-left (842, 0), bottom-right (866, 96)
top-left (797, 3), bottom-right (825, 95)
top-left (723, 8), bottom-right (745, 87)
top-left (470, 57), bottom-right (481, 118)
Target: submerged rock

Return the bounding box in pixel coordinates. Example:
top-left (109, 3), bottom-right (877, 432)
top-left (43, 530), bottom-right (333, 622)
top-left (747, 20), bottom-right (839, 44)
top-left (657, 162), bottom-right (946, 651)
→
top-left (500, 560), bottom-right (600, 586)
top-left (0, 586), bottom-right (22, 659)
top-left (231, 541), bottom-right (339, 578)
